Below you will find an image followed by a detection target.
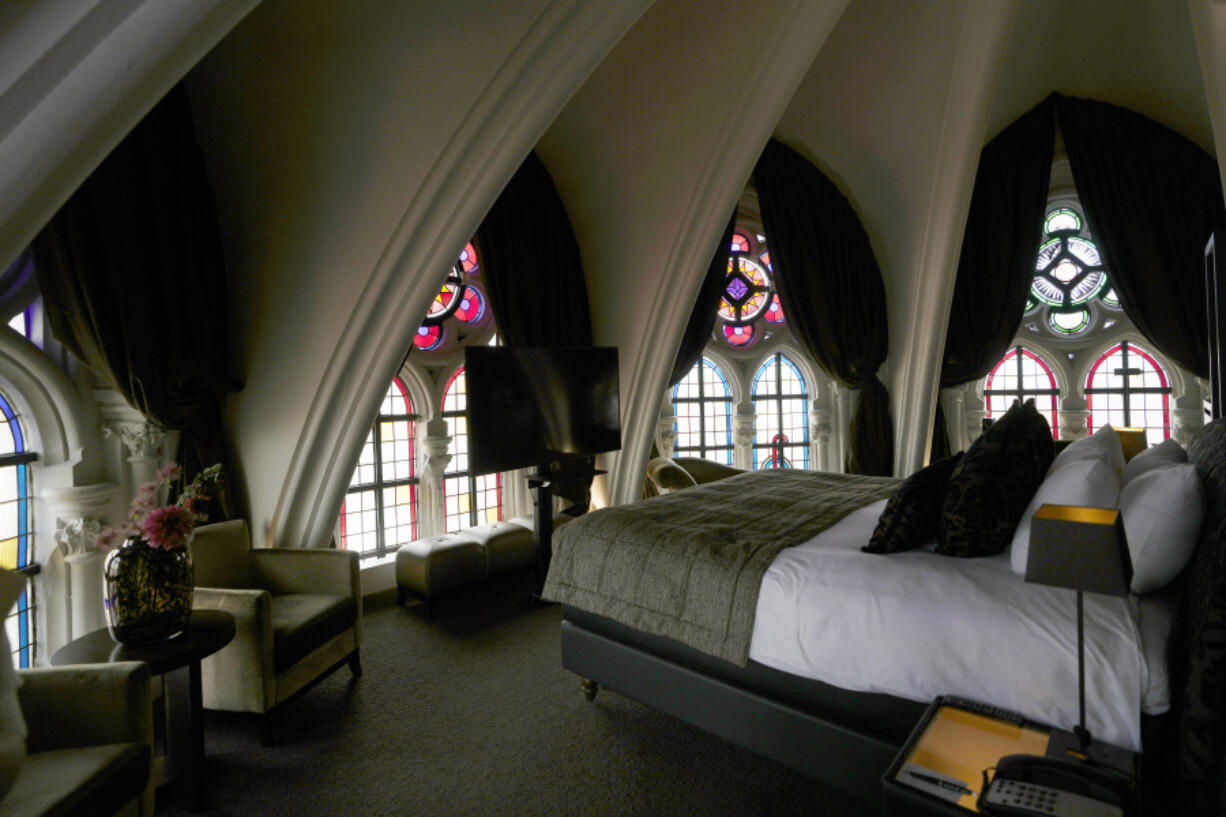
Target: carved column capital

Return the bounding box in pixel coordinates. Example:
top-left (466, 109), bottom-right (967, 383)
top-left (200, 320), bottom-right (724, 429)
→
top-left (55, 518), bottom-right (104, 557)
top-left (102, 421), bottom-right (167, 461)
top-left (655, 415), bottom-right (677, 458)
top-left (1172, 408), bottom-right (1204, 447)
top-left (1059, 409), bottom-right (1090, 442)
top-left (732, 413), bottom-right (755, 451)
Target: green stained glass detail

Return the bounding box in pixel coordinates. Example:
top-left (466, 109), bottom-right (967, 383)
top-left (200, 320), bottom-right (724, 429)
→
top-left (1049, 309), bottom-right (1090, 335)
top-left (1100, 287), bottom-right (1120, 308)
top-left (1044, 209), bottom-right (1082, 234)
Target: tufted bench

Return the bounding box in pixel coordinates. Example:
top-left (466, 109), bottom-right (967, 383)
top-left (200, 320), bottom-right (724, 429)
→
top-left (395, 515), bottom-right (570, 605)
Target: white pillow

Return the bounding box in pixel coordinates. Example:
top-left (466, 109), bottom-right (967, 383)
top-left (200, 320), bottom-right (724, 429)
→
top-left (1121, 438), bottom-right (1187, 488)
top-left (1011, 456), bottom-right (1121, 576)
top-left (1048, 425), bottom-right (1125, 477)
top-left (1120, 462), bottom-right (1204, 594)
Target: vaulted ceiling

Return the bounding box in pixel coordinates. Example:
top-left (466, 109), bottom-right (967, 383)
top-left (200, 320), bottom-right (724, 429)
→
top-left (2, 0), bottom-right (1224, 547)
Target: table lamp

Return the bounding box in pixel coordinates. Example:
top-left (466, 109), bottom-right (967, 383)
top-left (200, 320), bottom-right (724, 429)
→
top-left (1026, 504), bottom-right (1133, 756)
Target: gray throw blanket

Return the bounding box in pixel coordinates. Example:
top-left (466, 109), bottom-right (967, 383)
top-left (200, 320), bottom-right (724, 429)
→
top-left (542, 469), bottom-right (900, 665)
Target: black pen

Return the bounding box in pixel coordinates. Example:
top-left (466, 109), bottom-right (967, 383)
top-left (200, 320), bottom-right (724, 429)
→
top-left (908, 771), bottom-right (976, 796)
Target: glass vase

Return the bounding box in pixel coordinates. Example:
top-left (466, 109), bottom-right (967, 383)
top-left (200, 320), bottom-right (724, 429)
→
top-left (102, 536), bottom-right (194, 644)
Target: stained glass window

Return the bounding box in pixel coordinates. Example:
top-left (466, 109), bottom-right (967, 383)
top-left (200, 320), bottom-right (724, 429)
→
top-left (1025, 207), bottom-right (1118, 339)
top-left (415, 242), bottom-right (491, 353)
top-left (714, 230), bottom-right (782, 349)
top-left (442, 367), bottom-right (502, 533)
top-left (671, 357), bottom-right (733, 465)
top-left (1086, 341), bottom-right (1171, 446)
top-left (0, 390), bottom-right (34, 667)
top-left (983, 346), bottom-right (1060, 438)
top-left (751, 354), bottom-right (809, 469)
top-left (340, 378), bottom-right (418, 559)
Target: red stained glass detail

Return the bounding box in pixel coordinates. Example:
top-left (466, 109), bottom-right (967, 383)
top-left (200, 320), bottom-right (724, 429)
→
top-left (760, 251), bottom-right (771, 271)
top-left (456, 286), bottom-right (485, 323)
top-left (459, 242), bottom-right (479, 274)
top-left (765, 294), bottom-right (785, 323)
top-left (724, 324), bottom-right (755, 347)
top-left (731, 233), bottom-right (752, 254)
top-left (413, 324), bottom-right (443, 351)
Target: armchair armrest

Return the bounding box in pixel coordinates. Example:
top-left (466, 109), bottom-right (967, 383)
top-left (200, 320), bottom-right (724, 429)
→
top-left (193, 587), bottom-right (275, 713)
top-left (252, 548), bottom-right (360, 598)
top-left (18, 661), bottom-right (151, 754)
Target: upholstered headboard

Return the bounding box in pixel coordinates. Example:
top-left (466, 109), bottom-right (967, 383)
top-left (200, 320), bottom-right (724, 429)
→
top-left (1174, 418), bottom-right (1226, 813)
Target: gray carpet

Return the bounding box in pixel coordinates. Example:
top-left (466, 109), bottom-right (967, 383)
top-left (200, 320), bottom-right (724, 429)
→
top-left (158, 574), bottom-right (878, 816)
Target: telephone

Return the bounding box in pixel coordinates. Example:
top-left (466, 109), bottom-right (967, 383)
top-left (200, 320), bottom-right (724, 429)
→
top-left (977, 754), bottom-right (1134, 817)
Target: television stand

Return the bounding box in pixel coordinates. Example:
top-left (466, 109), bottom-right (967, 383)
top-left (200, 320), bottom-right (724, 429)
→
top-left (520, 465), bottom-right (604, 610)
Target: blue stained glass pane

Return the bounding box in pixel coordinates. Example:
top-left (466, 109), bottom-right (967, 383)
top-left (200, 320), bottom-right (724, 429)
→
top-left (0, 392), bottom-right (21, 454)
top-left (15, 465), bottom-right (25, 569)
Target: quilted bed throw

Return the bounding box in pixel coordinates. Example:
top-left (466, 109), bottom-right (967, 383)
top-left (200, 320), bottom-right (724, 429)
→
top-left (542, 469), bottom-right (899, 665)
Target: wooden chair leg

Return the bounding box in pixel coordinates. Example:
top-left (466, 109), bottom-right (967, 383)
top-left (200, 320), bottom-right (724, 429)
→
top-left (348, 648), bottom-right (362, 678)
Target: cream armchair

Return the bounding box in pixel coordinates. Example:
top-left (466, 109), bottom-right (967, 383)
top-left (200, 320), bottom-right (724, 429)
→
top-left (3, 661), bottom-right (154, 817)
top-left (189, 520), bottom-right (362, 744)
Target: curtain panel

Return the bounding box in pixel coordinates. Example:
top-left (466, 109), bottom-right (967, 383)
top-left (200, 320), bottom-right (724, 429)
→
top-left (32, 85), bottom-right (243, 519)
top-left (753, 139), bottom-right (893, 476)
top-left (1057, 94), bottom-right (1225, 380)
top-left (668, 213), bottom-right (738, 387)
top-left (476, 151), bottom-right (596, 508)
top-left (933, 96), bottom-right (1057, 459)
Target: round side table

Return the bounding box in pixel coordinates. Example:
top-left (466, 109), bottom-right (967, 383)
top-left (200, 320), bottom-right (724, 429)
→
top-left (52, 609), bottom-right (236, 809)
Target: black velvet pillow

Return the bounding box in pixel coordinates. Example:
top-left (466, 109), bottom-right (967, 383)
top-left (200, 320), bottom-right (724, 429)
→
top-left (936, 399), bottom-right (1054, 558)
top-left (863, 452), bottom-right (964, 554)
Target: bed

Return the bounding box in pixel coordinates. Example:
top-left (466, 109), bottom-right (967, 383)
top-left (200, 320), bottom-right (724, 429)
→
top-left (542, 417), bottom-right (1226, 814)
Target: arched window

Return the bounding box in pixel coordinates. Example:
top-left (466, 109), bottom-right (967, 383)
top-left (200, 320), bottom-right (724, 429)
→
top-left (671, 356), bottom-right (734, 464)
top-left (1086, 341), bottom-right (1172, 445)
top-left (983, 346), bottom-right (1060, 437)
top-left (340, 378), bottom-right (418, 559)
top-left (0, 389), bottom-right (34, 667)
top-left (442, 367), bottom-right (502, 532)
top-left (751, 353), bottom-right (809, 469)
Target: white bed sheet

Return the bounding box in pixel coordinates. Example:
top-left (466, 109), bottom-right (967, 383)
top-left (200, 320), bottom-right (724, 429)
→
top-left (749, 498), bottom-right (1165, 752)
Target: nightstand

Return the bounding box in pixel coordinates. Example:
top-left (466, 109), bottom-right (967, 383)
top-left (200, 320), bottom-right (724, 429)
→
top-left (882, 696), bottom-right (1138, 816)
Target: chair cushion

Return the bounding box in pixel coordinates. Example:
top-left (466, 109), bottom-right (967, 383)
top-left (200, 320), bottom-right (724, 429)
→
top-left (0, 743), bottom-right (148, 817)
top-left (270, 595), bottom-right (358, 674)
top-left (646, 458), bottom-right (699, 494)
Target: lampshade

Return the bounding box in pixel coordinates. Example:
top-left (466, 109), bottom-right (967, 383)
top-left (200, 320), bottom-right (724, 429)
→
top-left (1026, 504), bottom-right (1133, 597)
top-left (1117, 427), bottom-right (1147, 462)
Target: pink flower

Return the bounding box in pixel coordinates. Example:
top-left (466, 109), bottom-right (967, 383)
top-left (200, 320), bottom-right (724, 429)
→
top-left (156, 462), bottom-right (182, 483)
top-left (140, 505), bottom-right (196, 550)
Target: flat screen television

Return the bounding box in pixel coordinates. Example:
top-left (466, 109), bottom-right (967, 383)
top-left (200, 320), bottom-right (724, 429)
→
top-left (464, 346), bottom-right (622, 476)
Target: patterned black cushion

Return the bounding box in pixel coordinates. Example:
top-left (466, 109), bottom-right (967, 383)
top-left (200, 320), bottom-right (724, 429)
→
top-left (863, 452), bottom-right (964, 554)
top-left (936, 399), bottom-right (1054, 558)
top-left (1174, 419), bottom-right (1226, 813)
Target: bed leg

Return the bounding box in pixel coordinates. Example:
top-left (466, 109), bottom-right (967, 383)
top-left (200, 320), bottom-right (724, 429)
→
top-left (580, 678), bottom-right (600, 701)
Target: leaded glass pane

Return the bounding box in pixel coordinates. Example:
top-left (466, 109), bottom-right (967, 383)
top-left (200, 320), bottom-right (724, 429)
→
top-left (671, 357), bottom-right (733, 463)
top-left (752, 354), bottom-right (809, 470)
top-left (1085, 342), bottom-right (1171, 442)
top-left (983, 347), bottom-right (1059, 437)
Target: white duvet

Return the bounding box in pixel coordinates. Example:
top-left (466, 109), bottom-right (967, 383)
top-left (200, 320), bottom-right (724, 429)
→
top-left (749, 498), bottom-right (1172, 752)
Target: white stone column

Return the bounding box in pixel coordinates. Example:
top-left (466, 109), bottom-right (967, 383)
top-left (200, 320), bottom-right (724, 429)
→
top-left (833, 381), bottom-right (854, 473)
top-left (941, 389), bottom-right (965, 455)
top-left (811, 400), bottom-right (832, 472)
top-left (963, 383), bottom-right (986, 447)
top-left (419, 418), bottom-right (452, 537)
top-left (655, 405), bottom-right (677, 459)
top-left (733, 401), bottom-right (755, 471)
top-left (1173, 407), bottom-right (1204, 447)
top-left (41, 483), bottom-right (116, 647)
top-left (1058, 394), bottom-right (1089, 442)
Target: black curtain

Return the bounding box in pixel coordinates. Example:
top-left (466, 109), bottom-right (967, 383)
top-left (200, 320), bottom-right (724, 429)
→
top-left (476, 151), bottom-right (595, 508)
top-left (753, 139), bottom-right (893, 476)
top-left (31, 86), bottom-right (243, 520)
top-left (668, 213), bottom-right (738, 387)
top-left (1057, 94), bottom-right (1226, 379)
top-left (932, 96), bottom-right (1057, 459)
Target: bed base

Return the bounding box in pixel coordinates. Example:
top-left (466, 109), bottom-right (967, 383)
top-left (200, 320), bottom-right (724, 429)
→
top-left (561, 619), bottom-right (902, 800)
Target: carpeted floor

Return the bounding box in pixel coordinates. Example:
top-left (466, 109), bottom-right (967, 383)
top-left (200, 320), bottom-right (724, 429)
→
top-left (157, 573), bottom-right (878, 816)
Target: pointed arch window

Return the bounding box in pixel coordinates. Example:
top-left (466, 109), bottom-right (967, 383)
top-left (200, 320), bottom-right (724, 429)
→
top-left (1086, 341), bottom-right (1171, 445)
top-left (984, 346), bottom-right (1060, 437)
top-left (671, 356), bottom-right (734, 465)
top-left (0, 389), bottom-right (35, 667)
top-left (751, 353), bottom-right (809, 469)
top-left (340, 378), bottom-right (418, 559)
top-left (442, 367), bottom-right (502, 533)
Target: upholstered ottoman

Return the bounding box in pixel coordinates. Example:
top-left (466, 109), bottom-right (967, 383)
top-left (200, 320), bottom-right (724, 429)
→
top-left (468, 520), bottom-right (536, 576)
top-left (395, 533), bottom-right (485, 604)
